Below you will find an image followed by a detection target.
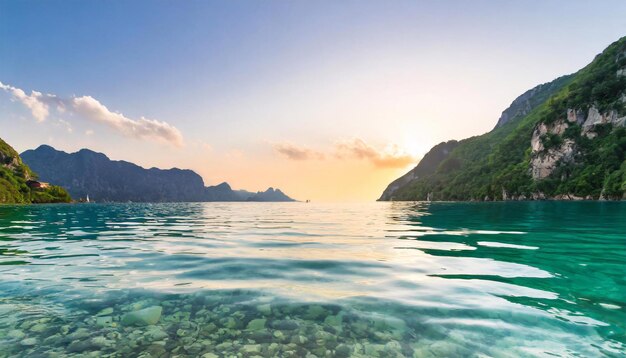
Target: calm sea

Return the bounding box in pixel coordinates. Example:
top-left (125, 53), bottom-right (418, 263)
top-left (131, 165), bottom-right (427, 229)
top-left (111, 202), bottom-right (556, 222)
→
top-left (0, 202), bottom-right (624, 357)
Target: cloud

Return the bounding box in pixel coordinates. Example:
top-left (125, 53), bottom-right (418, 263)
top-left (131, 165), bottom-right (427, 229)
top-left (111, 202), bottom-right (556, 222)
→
top-left (0, 81), bottom-right (50, 122)
top-left (335, 138), bottom-right (416, 168)
top-left (189, 140), bottom-right (212, 152)
top-left (272, 142), bottom-right (325, 160)
top-left (271, 138), bottom-right (415, 168)
top-left (0, 81), bottom-right (184, 147)
top-left (72, 96), bottom-right (184, 147)
top-left (57, 119), bottom-right (73, 133)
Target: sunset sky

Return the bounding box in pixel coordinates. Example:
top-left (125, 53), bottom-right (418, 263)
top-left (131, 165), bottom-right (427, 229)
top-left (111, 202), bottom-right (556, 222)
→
top-left (1, 1), bottom-right (626, 201)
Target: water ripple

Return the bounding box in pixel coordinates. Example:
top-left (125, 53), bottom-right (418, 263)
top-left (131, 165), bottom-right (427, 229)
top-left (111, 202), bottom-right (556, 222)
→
top-left (0, 201), bottom-right (624, 356)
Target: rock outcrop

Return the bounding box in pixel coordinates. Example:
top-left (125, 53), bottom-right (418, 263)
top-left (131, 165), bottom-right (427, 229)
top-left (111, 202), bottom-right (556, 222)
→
top-left (581, 106), bottom-right (626, 138)
top-left (530, 105), bottom-right (626, 180)
top-left (530, 120), bottom-right (577, 180)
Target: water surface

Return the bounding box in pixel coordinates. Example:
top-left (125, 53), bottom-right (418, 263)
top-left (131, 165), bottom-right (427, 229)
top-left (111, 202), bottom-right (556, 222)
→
top-left (0, 202), bottom-right (624, 357)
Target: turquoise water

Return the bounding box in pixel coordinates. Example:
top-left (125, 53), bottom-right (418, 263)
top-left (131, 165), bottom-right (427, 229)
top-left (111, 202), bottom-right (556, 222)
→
top-left (0, 202), bottom-right (624, 357)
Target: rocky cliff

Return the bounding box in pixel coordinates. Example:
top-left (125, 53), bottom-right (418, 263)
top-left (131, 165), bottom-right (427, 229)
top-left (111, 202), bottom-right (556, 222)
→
top-left (21, 145), bottom-right (295, 203)
top-left (529, 106), bottom-right (626, 181)
top-left (0, 139), bottom-right (71, 203)
top-left (494, 75), bottom-right (573, 129)
top-left (381, 36), bottom-right (626, 201)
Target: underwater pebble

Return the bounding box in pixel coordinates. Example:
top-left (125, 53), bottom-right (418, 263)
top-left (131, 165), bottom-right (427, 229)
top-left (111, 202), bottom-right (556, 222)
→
top-left (7, 329), bottom-right (25, 339)
top-left (29, 323), bottom-right (47, 333)
top-left (96, 316), bottom-right (113, 327)
top-left (122, 306), bottom-right (162, 326)
top-left (335, 344), bottom-right (352, 358)
top-left (272, 319), bottom-right (299, 330)
top-left (256, 304), bottom-right (271, 315)
top-left (305, 305), bottom-right (327, 319)
top-left (246, 318), bottom-right (266, 331)
top-left (96, 307), bottom-right (114, 316)
top-left (20, 337), bottom-right (37, 346)
top-left (60, 325), bottom-right (70, 335)
top-left (243, 344), bottom-right (262, 353)
top-left (91, 336), bottom-right (114, 348)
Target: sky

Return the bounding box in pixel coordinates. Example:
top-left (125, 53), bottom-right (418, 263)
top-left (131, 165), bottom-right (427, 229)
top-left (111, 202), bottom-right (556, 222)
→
top-left (1, 1), bottom-right (625, 201)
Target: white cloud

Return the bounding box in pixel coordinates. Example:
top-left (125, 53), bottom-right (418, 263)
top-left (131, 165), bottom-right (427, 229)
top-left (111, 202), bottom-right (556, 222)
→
top-left (57, 119), bottom-right (73, 133)
top-left (0, 81), bottom-right (50, 122)
top-left (0, 81), bottom-right (184, 147)
top-left (272, 142), bottom-right (325, 160)
top-left (72, 96), bottom-right (183, 147)
top-left (335, 138), bottom-right (416, 168)
top-left (271, 138), bottom-right (416, 168)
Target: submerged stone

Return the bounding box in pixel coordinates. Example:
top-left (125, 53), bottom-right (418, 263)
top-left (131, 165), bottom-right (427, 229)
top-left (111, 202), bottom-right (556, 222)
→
top-left (96, 307), bottom-right (114, 316)
top-left (364, 343), bottom-right (385, 357)
top-left (29, 323), bottom-right (47, 333)
top-left (69, 327), bottom-right (91, 340)
top-left (91, 336), bottom-right (114, 348)
top-left (67, 339), bottom-right (97, 353)
top-left (224, 317), bottom-right (238, 329)
top-left (144, 326), bottom-right (168, 341)
top-left (243, 344), bottom-right (262, 353)
top-left (216, 341), bottom-right (233, 350)
top-left (385, 340), bottom-right (402, 353)
top-left (273, 330), bottom-right (285, 340)
top-left (121, 305), bottom-right (163, 326)
top-left (324, 314), bottom-right (343, 328)
top-left (96, 316), bottom-right (112, 327)
top-left (335, 344), bottom-right (352, 358)
top-left (256, 303), bottom-right (272, 315)
top-left (246, 318), bottom-right (267, 331)
top-left (7, 329), bottom-right (25, 339)
top-left (20, 337), bottom-right (37, 346)
top-left (60, 325), bottom-right (70, 335)
top-left (250, 330), bottom-right (273, 343)
top-left (272, 319), bottom-right (299, 330)
top-left (305, 305), bottom-right (327, 319)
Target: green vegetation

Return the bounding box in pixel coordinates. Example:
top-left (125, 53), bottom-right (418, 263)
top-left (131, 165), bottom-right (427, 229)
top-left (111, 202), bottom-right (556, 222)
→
top-left (0, 138), bottom-right (71, 204)
top-left (389, 37), bottom-right (626, 201)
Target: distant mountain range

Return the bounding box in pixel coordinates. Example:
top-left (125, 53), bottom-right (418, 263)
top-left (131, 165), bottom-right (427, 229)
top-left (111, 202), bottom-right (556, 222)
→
top-left (21, 145), bottom-right (295, 203)
top-left (381, 36), bottom-right (626, 201)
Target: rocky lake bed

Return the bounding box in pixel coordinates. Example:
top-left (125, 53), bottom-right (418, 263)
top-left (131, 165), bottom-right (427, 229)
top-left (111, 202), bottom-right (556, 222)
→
top-left (0, 289), bottom-right (454, 358)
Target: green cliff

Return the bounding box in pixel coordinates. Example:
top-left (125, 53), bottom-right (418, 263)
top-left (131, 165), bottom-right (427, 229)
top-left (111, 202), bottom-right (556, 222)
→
top-left (381, 36), bottom-right (626, 201)
top-left (0, 138), bottom-right (71, 204)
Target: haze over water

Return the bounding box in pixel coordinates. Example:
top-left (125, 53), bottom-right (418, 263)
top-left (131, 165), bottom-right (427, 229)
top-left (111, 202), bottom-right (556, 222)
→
top-left (0, 202), bottom-right (625, 357)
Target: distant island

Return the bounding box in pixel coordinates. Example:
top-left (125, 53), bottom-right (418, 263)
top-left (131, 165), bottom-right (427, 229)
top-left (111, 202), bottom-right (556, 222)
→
top-left (380, 36), bottom-right (626, 201)
top-left (19, 145), bottom-right (295, 203)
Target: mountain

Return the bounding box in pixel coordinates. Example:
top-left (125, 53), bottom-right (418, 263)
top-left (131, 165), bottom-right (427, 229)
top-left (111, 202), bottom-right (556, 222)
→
top-left (0, 138), bottom-right (70, 203)
top-left (380, 36), bottom-right (626, 201)
top-left (21, 145), bottom-right (295, 203)
top-left (237, 187), bottom-right (295, 202)
top-left (493, 75), bottom-right (574, 129)
top-left (379, 141), bottom-right (459, 201)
